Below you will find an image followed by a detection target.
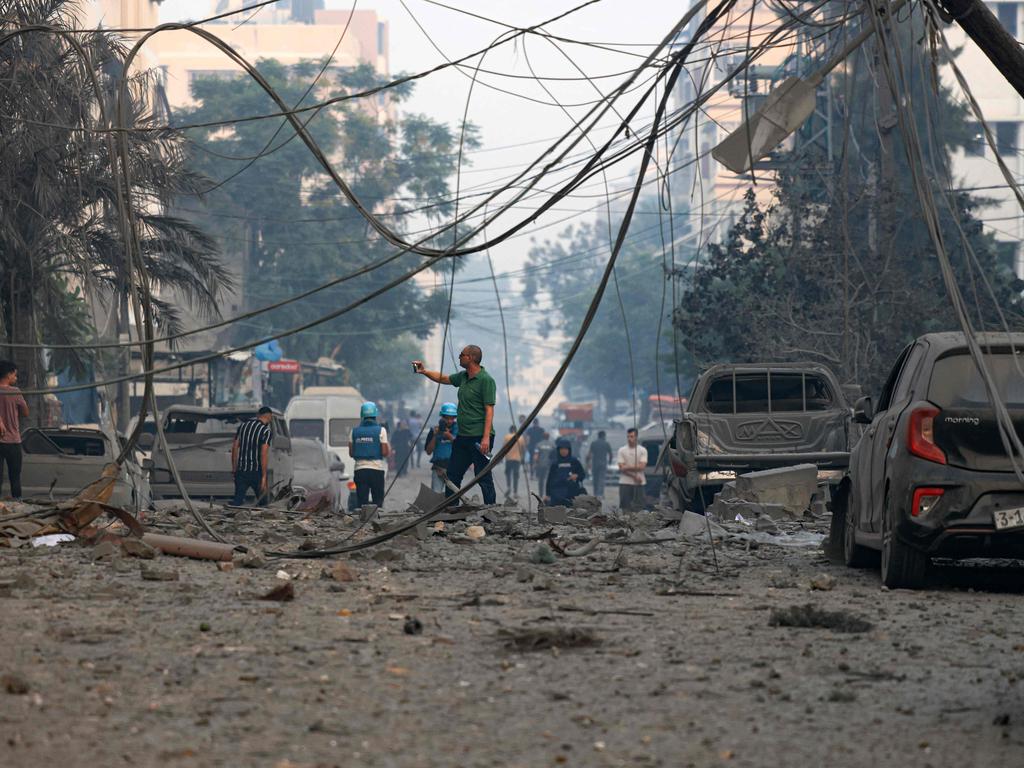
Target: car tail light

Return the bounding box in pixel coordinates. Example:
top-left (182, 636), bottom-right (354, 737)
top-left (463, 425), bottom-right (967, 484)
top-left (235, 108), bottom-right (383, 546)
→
top-left (907, 406), bottom-right (946, 464)
top-left (911, 486), bottom-right (944, 517)
top-left (347, 480), bottom-right (357, 491)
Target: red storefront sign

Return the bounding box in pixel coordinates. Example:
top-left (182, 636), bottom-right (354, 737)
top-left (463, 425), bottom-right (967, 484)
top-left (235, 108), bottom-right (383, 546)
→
top-left (267, 359), bottom-right (301, 373)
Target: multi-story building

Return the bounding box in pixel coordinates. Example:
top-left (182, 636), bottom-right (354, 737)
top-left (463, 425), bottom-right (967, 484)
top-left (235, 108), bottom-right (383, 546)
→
top-left (670, 1), bottom-right (812, 250)
top-left (146, 2), bottom-right (389, 108)
top-left (82, 0), bottom-right (159, 34)
top-left (947, 1), bottom-right (1024, 276)
top-left (672, 1), bottom-right (1024, 277)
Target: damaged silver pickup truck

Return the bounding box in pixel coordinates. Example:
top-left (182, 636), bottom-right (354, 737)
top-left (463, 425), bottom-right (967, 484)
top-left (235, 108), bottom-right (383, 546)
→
top-left (663, 363), bottom-right (854, 510)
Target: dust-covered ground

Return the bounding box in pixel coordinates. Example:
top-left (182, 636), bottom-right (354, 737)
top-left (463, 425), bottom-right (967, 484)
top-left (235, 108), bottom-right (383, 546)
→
top-left (1, 464), bottom-right (1023, 768)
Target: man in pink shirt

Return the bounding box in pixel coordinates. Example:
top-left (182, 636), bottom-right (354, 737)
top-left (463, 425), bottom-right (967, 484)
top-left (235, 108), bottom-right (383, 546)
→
top-left (0, 361), bottom-right (29, 499)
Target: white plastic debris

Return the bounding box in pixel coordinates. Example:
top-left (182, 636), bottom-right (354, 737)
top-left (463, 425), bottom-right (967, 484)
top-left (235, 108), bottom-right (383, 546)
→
top-left (31, 534), bottom-right (74, 548)
top-left (275, 569), bottom-right (292, 580)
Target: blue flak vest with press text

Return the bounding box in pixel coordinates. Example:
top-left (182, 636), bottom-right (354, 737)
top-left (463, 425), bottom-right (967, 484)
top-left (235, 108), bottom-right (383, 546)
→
top-left (352, 422), bottom-right (384, 460)
top-left (432, 423), bottom-right (458, 462)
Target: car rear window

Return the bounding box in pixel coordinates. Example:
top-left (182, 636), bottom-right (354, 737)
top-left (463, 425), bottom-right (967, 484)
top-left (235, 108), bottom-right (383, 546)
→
top-left (329, 418), bottom-right (361, 447)
top-left (703, 372), bottom-right (835, 413)
top-left (293, 441), bottom-right (326, 469)
top-left (22, 431), bottom-right (106, 456)
top-left (928, 350), bottom-right (1024, 408)
top-left (289, 419), bottom-right (323, 439)
top-left (166, 412), bottom-right (257, 434)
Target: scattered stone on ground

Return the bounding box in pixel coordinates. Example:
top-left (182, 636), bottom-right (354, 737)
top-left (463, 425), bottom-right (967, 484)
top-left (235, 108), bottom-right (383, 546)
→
top-left (768, 603), bottom-right (873, 633)
top-left (1, 464), bottom-right (1020, 767)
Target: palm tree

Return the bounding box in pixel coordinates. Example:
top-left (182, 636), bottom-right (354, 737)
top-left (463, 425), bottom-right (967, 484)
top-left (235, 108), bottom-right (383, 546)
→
top-left (0, 0), bottom-right (231, 425)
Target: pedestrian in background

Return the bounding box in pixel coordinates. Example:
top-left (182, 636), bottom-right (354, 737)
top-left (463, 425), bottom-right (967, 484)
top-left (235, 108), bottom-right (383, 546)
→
top-left (545, 438), bottom-right (586, 506)
top-left (408, 410), bottom-right (424, 468)
top-left (617, 427), bottom-right (648, 511)
top-left (526, 418), bottom-right (545, 475)
top-left (0, 360), bottom-right (29, 500)
top-left (392, 420), bottom-right (413, 476)
top-left (349, 402), bottom-right (390, 507)
top-left (412, 345), bottom-right (497, 505)
top-left (501, 424), bottom-right (526, 499)
top-left (533, 431), bottom-right (554, 498)
top-left (586, 430), bottom-right (612, 498)
top-left (231, 406), bottom-right (273, 506)
top-left (425, 403), bottom-right (458, 493)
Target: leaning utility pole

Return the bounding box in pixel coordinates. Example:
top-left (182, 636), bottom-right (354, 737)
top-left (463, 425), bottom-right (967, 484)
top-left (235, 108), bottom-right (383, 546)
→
top-left (941, 0), bottom-right (1024, 99)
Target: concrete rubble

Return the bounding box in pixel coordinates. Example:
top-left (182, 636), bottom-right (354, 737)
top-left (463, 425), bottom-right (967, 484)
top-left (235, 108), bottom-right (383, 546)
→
top-left (705, 464), bottom-right (831, 538)
top-left (3, 466), bottom-right (1019, 768)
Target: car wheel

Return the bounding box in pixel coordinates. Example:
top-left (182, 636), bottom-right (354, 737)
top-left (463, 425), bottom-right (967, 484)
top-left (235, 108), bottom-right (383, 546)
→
top-left (880, 491), bottom-right (930, 589)
top-left (843, 488), bottom-right (874, 568)
top-left (826, 484), bottom-right (847, 564)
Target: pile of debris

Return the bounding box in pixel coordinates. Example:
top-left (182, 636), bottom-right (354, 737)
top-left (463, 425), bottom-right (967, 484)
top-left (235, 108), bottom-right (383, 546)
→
top-left (679, 464), bottom-right (832, 549)
top-left (706, 464), bottom-right (826, 522)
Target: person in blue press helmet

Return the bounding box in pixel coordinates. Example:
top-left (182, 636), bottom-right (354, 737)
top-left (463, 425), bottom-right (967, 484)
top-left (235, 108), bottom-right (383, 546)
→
top-left (425, 402), bottom-right (458, 493)
top-left (348, 402), bottom-right (390, 507)
top-left (545, 438), bottom-right (587, 507)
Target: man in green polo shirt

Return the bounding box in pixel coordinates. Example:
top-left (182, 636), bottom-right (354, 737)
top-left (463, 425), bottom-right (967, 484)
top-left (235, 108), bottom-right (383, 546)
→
top-left (412, 345), bottom-right (497, 504)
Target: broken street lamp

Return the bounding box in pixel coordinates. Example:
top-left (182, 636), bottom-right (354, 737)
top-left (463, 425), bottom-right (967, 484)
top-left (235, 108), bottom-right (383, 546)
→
top-left (712, 0), bottom-right (909, 174)
top-left (712, 76), bottom-right (816, 174)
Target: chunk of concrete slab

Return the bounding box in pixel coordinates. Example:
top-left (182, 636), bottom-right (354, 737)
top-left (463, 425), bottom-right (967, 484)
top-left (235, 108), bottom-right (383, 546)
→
top-left (734, 464), bottom-right (817, 515)
top-left (572, 495), bottom-right (602, 513)
top-left (679, 510), bottom-right (708, 537)
top-left (412, 484), bottom-right (446, 514)
top-left (538, 506), bottom-right (569, 525)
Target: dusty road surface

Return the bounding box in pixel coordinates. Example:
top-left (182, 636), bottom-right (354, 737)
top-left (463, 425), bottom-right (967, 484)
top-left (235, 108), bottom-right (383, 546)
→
top-left (2, 465), bottom-right (1022, 768)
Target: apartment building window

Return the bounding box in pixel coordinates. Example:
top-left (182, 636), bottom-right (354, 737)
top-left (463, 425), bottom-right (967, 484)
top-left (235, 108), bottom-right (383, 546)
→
top-left (377, 22), bottom-right (386, 56)
top-left (964, 122), bottom-right (985, 157)
top-left (995, 121), bottom-right (1018, 156)
top-left (996, 2), bottom-right (1019, 36)
top-left (188, 69), bottom-right (239, 86)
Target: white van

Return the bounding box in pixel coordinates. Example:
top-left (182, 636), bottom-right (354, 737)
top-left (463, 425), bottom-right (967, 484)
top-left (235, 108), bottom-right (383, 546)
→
top-left (284, 387), bottom-right (364, 469)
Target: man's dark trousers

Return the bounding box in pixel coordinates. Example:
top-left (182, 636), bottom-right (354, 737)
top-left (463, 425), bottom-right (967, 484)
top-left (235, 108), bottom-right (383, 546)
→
top-left (354, 468), bottom-right (385, 506)
top-left (232, 471), bottom-right (265, 506)
top-left (445, 434), bottom-right (496, 505)
top-left (0, 443), bottom-right (22, 499)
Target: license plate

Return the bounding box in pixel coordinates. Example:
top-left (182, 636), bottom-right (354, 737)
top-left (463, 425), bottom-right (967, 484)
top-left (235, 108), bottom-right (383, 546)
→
top-left (993, 506), bottom-right (1024, 531)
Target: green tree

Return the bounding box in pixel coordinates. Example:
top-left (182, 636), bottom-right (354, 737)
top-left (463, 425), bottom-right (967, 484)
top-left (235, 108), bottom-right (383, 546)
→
top-left (178, 60), bottom-right (477, 402)
top-left (522, 196), bottom-right (695, 406)
top-left (673, 25), bottom-right (1024, 393)
top-left (0, 0), bottom-right (229, 423)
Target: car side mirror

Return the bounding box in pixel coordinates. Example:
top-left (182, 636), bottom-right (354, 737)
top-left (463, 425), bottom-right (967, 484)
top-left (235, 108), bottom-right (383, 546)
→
top-left (842, 384), bottom-right (864, 405)
top-left (330, 459), bottom-right (344, 473)
top-left (853, 396), bottom-right (874, 424)
top-left (141, 458), bottom-right (154, 471)
top-left (137, 433), bottom-right (155, 450)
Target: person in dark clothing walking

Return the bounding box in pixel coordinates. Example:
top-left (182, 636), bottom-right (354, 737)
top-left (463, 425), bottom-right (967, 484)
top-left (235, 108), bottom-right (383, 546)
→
top-left (533, 431), bottom-right (554, 495)
top-left (413, 345), bottom-right (497, 505)
top-left (0, 360), bottom-right (29, 500)
top-left (585, 430), bottom-right (613, 497)
top-left (545, 438), bottom-right (586, 507)
top-left (349, 402), bottom-right (390, 506)
top-left (392, 420), bottom-right (413, 476)
top-left (525, 420), bottom-right (544, 476)
top-left (231, 406), bottom-right (273, 506)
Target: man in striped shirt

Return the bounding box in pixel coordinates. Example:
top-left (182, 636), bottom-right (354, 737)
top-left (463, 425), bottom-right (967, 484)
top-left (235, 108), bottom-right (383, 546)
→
top-left (231, 406), bottom-right (273, 506)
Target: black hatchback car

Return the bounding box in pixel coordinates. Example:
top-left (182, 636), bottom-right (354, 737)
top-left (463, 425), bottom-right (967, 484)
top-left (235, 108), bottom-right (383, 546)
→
top-left (830, 332), bottom-right (1024, 588)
